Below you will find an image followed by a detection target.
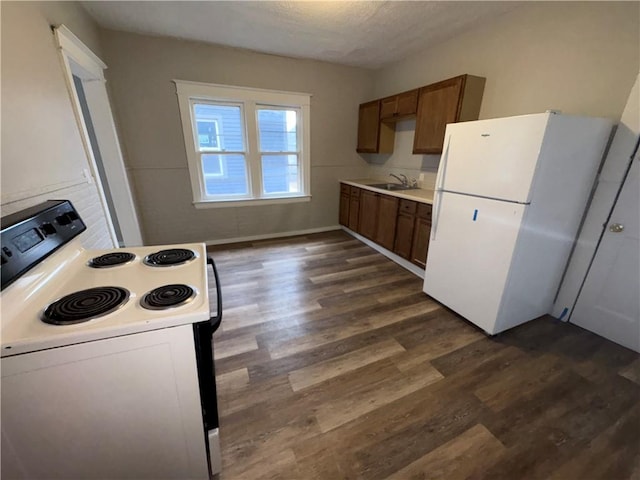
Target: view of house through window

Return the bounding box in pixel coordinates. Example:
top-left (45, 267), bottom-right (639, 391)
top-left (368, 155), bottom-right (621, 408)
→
top-left (257, 108), bottom-right (300, 195)
top-left (176, 81), bottom-right (311, 206)
top-left (193, 103), bottom-right (248, 195)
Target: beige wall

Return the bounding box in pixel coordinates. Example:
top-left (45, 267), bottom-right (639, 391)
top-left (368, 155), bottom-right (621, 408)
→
top-left (99, 30), bottom-right (373, 244)
top-left (1, 1), bottom-right (114, 249)
top-left (368, 1), bottom-right (640, 189)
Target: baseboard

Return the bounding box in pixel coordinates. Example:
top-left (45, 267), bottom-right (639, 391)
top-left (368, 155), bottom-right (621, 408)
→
top-left (204, 225), bottom-right (342, 246)
top-left (341, 227), bottom-right (425, 279)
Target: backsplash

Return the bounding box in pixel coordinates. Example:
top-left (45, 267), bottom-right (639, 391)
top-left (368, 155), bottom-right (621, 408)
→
top-left (361, 118), bottom-right (439, 189)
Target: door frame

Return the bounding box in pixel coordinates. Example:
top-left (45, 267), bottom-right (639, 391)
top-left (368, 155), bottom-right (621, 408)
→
top-left (53, 25), bottom-right (143, 247)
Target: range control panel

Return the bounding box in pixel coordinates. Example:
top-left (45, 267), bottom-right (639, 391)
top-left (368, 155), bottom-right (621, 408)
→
top-left (1, 200), bottom-right (86, 290)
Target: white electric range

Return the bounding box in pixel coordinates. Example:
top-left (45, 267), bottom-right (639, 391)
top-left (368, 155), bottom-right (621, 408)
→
top-left (1, 200), bottom-right (222, 479)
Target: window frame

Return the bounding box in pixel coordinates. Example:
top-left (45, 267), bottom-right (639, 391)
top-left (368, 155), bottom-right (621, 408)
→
top-left (175, 80), bottom-right (311, 208)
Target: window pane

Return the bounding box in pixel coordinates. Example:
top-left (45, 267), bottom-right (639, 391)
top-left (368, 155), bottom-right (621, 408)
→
top-left (202, 154), bottom-right (249, 196)
top-left (257, 109), bottom-right (297, 152)
top-left (193, 103), bottom-right (244, 152)
top-left (261, 155), bottom-right (299, 194)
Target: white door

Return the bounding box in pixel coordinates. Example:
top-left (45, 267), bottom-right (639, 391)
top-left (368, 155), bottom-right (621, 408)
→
top-left (570, 154), bottom-right (640, 352)
top-left (424, 192), bottom-right (526, 334)
top-left (438, 113), bottom-right (549, 203)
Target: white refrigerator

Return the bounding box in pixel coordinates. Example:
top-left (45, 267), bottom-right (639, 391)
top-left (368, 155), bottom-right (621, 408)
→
top-left (423, 112), bottom-right (612, 335)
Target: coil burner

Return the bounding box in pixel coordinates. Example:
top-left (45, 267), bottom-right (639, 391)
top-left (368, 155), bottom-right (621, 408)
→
top-left (140, 284), bottom-right (196, 310)
top-left (42, 286), bottom-right (130, 325)
top-left (143, 249), bottom-right (195, 267)
top-left (88, 252), bottom-right (136, 268)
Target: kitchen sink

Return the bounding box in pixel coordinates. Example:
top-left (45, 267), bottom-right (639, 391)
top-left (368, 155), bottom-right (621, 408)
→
top-left (368, 183), bottom-right (419, 191)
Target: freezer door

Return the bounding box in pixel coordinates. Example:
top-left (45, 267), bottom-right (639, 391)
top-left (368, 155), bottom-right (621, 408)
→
top-left (438, 114), bottom-right (550, 203)
top-left (424, 192), bottom-right (526, 334)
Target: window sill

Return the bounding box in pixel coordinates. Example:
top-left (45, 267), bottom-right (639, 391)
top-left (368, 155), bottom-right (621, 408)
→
top-left (193, 195), bottom-right (311, 209)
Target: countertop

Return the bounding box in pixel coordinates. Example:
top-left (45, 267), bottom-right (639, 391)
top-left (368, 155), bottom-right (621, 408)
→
top-left (341, 179), bottom-right (435, 205)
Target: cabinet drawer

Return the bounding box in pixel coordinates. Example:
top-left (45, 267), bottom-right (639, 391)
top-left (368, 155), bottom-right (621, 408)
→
top-left (399, 199), bottom-right (417, 215)
top-left (340, 183), bottom-right (350, 195)
top-left (350, 186), bottom-right (361, 197)
top-left (417, 203), bottom-right (432, 220)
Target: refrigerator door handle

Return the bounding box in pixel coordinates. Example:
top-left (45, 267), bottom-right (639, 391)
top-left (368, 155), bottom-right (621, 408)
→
top-left (431, 134), bottom-right (452, 241)
top-left (435, 134), bottom-right (452, 193)
top-left (431, 190), bottom-right (444, 241)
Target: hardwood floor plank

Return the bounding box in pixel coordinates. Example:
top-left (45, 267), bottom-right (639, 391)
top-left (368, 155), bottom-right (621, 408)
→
top-left (619, 357), bottom-right (640, 385)
top-left (314, 362), bottom-right (443, 433)
top-left (385, 424), bottom-right (505, 480)
top-left (216, 368), bottom-right (250, 391)
top-left (549, 402), bottom-right (640, 480)
top-left (268, 301), bottom-right (440, 360)
top-left (288, 338), bottom-right (406, 392)
top-left (213, 333), bottom-right (259, 360)
top-left (473, 353), bottom-right (566, 412)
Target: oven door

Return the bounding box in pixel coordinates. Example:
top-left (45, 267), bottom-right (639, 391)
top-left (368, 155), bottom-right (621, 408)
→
top-left (193, 256), bottom-right (223, 476)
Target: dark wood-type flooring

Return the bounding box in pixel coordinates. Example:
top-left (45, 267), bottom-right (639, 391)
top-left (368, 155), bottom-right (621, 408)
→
top-left (207, 230), bottom-right (640, 480)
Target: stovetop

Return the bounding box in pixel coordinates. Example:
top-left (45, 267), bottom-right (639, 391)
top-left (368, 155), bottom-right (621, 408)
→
top-left (0, 240), bottom-right (213, 357)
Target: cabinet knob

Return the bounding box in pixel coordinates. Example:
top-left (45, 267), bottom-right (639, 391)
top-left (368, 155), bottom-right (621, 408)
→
top-left (609, 223), bottom-right (624, 233)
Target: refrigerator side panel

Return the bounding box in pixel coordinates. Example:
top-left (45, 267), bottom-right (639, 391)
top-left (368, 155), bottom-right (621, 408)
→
top-left (496, 115), bottom-right (613, 332)
top-left (439, 114), bottom-right (550, 203)
top-left (423, 193), bottom-right (525, 334)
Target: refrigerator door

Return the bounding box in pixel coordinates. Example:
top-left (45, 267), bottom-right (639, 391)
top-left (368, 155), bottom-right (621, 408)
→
top-left (424, 192), bottom-right (526, 334)
top-left (437, 114), bottom-right (550, 203)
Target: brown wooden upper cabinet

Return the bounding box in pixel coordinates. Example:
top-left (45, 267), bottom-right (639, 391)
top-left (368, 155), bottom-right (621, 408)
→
top-left (356, 100), bottom-right (394, 154)
top-left (413, 74), bottom-right (486, 154)
top-left (380, 89), bottom-right (419, 121)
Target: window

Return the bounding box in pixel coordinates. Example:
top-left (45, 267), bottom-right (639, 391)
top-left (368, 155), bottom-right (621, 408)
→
top-left (175, 81), bottom-right (311, 207)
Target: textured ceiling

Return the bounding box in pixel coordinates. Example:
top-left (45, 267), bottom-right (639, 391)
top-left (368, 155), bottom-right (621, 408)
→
top-left (82, 1), bottom-right (519, 69)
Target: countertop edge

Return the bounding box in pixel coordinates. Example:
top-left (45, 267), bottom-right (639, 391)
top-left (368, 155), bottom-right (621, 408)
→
top-left (341, 179), bottom-right (434, 205)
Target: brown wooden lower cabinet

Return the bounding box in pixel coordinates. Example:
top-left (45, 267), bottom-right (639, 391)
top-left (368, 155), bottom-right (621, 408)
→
top-left (348, 187), bottom-right (360, 231)
top-left (409, 203), bottom-right (433, 267)
top-left (340, 183), bottom-right (431, 269)
top-left (411, 217), bottom-right (431, 268)
top-left (358, 190), bottom-right (379, 240)
top-left (374, 195), bottom-right (399, 250)
top-left (339, 192), bottom-right (350, 226)
top-left (393, 213), bottom-right (415, 259)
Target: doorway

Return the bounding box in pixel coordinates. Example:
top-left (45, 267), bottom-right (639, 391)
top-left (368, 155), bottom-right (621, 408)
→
top-left (54, 25), bottom-right (142, 247)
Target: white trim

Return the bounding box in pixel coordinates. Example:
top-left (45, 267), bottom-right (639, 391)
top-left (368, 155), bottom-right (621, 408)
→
top-left (54, 25), bottom-right (106, 79)
top-left (175, 80), bottom-right (311, 205)
top-left (341, 227), bottom-right (426, 279)
top-left (54, 24), bottom-right (143, 247)
top-left (194, 195), bottom-right (311, 209)
top-left (174, 79), bottom-right (312, 103)
top-left (54, 25), bottom-right (118, 247)
top-left (204, 225), bottom-right (341, 246)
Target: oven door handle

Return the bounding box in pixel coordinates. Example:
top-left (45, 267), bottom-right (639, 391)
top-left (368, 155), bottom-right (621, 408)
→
top-left (207, 256), bottom-right (223, 331)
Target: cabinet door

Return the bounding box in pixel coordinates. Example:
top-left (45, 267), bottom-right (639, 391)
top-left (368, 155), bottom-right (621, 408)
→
top-left (357, 101), bottom-right (382, 153)
top-left (359, 190), bottom-right (379, 240)
top-left (348, 189), bottom-right (360, 231)
top-left (394, 213), bottom-right (415, 259)
top-left (380, 90), bottom-right (419, 120)
top-left (379, 96), bottom-right (398, 120)
top-left (410, 217), bottom-right (431, 268)
top-left (413, 76), bottom-right (464, 154)
top-left (339, 193), bottom-right (350, 226)
top-left (375, 194), bottom-right (399, 250)
top-left (396, 89), bottom-right (419, 116)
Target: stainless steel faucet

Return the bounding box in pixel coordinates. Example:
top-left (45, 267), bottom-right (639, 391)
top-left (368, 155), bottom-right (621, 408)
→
top-left (389, 173), bottom-right (408, 186)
